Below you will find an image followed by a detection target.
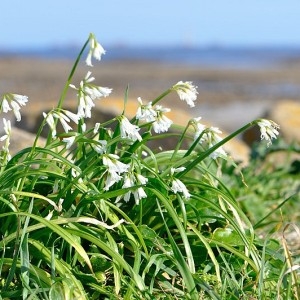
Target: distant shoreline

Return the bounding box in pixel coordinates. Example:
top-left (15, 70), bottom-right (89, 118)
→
top-left (1, 45), bottom-right (300, 70)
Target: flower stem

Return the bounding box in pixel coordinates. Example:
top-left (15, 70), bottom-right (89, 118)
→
top-left (57, 38), bottom-right (90, 110)
top-left (177, 121), bottom-right (257, 178)
top-left (151, 89), bottom-right (172, 106)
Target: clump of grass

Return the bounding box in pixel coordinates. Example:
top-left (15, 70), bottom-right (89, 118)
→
top-left (0, 33), bottom-right (299, 299)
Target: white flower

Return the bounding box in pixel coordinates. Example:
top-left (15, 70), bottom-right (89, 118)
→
top-left (1, 94), bottom-right (28, 121)
top-left (70, 72), bottom-right (112, 118)
top-left (86, 33), bottom-right (106, 67)
top-left (173, 81), bottom-right (198, 107)
top-left (136, 98), bottom-right (173, 134)
top-left (0, 118), bottom-right (12, 162)
top-left (136, 97), bottom-right (156, 122)
top-left (93, 140), bottom-right (107, 154)
top-left (103, 154), bottom-right (129, 174)
top-left (0, 118), bottom-right (11, 142)
top-left (192, 118), bottom-right (227, 159)
top-left (10, 101), bottom-right (21, 121)
top-left (93, 122), bottom-right (100, 134)
top-left (62, 136), bottom-right (76, 149)
top-left (102, 153), bottom-right (129, 191)
top-left (192, 117), bottom-right (206, 141)
top-left (12, 94), bottom-right (28, 106)
top-left (117, 172), bottom-right (148, 205)
top-left (257, 119), bottom-right (280, 146)
top-left (43, 109), bottom-right (78, 138)
top-left (104, 171), bottom-right (122, 191)
top-left (43, 112), bottom-right (56, 138)
top-left (1, 97), bottom-right (11, 113)
top-left (171, 178), bottom-right (190, 199)
top-left (119, 116), bottom-right (142, 142)
top-left (152, 105), bottom-right (173, 133)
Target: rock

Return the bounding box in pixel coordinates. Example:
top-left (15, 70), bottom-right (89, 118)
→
top-left (268, 100), bottom-right (300, 144)
top-left (5, 127), bottom-right (46, 155)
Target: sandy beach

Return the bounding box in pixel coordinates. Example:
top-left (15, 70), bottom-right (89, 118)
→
top-left (1, 56), bottom-right (300, 132)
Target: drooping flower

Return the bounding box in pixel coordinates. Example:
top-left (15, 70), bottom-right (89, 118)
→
top-left (0, 118), bottom-right (12, 162)
top-left (136, 97), bottom-right (156, 122)
top-left (257, 119), bottom-right (280, 146)
top-left (170, 167), bottom-right (190, 199)
top-left (102, 154), bottom-right (129, 190)
top-left (119, 115), bottom-right (142, 142)
top-left (136, 98), bottom-right (173, 133)
top-left (1, 93), bottom-right (28, 121)
top-left (152, 105), bottom-right (173, 133)
top-left (172, 81), bottom-right (198, 107)
top-left (0, 118), bottom-right (11, 142)
top-left (192, 118), bottom-right (227, 159)
top-left (93, 139), bottom-right (107, 154)
top-left (62, 136), bottom-right (76, 149)
top-left (86, 33), bottom-right (106, 67)
top-left (70, 71), bottom-right (112, 118)
top-left (43, 109), bottom-right (79, 138)
top-left (103, 154), bottom-right (129, 174)
top-left (117, 172), bottom-right (148, 205)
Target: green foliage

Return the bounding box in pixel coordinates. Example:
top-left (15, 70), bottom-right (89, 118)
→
top-left (0, 33), bottom-right (299, 299)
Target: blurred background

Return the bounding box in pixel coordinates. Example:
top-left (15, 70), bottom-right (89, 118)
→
top-left (1, 0), bottom-right (300, 133)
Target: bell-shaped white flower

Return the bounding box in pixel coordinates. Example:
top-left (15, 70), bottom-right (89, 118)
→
top-left (86, 33), bottom-right (106, 67)
top-left (152, 105), bottom-right (173, 133)
top-left (1, 93), bottom-right (28, 121)
top-left (116, 171), bottom-right (148, 205)
top-left (62, 136), bottom-right (76, 149)
top-left (136, 97), bottom-right (156, 122)
top-left (119, 116), bottom-right (142, 142)
top-left (43, 109), bottom-right (79, 138)
top-left (192, 118), bottom-right (227, 159)
top-left (70, 71), bottom-right (112, 118)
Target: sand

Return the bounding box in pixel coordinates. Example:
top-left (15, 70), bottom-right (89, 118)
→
top-left (1, 56), bottom-right (300, 132)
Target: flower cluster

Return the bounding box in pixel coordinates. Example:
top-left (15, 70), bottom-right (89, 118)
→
top-left (257, 119), bottom-right (280, 146)
top-left (136, 97), bottom-right (173, 133)
top-left (116, 171), bottom-right (148, 205)
top-left (70, 71), bottom-right (112, 118)
top-left (103, 154), bottom-right (129, 191)
top-left (1, 93), bottom-right (28, 121)
top-left (192, 117), bottom-right (227, 159)
top-left (43, 109), bottom-right (80, 138)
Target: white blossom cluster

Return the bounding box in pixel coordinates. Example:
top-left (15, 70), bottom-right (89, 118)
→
top-left (192, 117), bottom-right (227, 159)
top-left (0, 93), bottom-right (28, 162)
top-left (257, 119), bottom-right (280, 146)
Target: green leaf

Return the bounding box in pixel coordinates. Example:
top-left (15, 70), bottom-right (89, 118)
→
top-left (211, 227), bottom-right (244, 246)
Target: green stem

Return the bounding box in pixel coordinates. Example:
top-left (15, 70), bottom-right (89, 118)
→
top-left (151, 88), bottom-right (172, 106)
top-left (177, 121), bottom-right (257, 178)
top-left (57, 37), bottom-right (90, 110)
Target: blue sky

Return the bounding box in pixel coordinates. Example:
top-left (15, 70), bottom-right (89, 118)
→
top-left (1, 0), bottom-right (300, 50)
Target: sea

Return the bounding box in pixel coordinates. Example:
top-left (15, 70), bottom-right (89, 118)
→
top-left (1, 45), bottom-right (300, 69)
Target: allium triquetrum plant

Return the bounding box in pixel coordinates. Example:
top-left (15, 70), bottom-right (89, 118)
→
top-left (1, 32), bottom-right (299, 299)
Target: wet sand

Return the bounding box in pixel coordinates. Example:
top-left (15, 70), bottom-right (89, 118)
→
top-left (1, 57), bottom-right (300, 132)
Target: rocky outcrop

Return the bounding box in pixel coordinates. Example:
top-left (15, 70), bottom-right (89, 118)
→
top-left (268, 100), bottom-right (300, 144)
